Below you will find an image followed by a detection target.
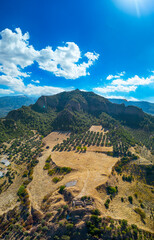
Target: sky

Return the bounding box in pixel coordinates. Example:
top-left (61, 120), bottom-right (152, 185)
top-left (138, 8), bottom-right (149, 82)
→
top-left (0, 0), bottom-right (154, 102)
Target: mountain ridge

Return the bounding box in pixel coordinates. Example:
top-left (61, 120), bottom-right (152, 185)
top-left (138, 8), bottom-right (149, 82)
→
top-left (0, 95), bottom-right (37, 118)
top-left (1, 90), bottom-right (153, 152)
top-left (109, 98), bottom-right (154, 115)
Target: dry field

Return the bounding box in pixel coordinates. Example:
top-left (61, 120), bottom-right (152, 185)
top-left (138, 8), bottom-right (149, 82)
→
top-left (98, 175), bottom-right (154, 232)
top-left (0, 168), bottom-right (22, 215)
top-left (28, 131), bottom-right (118, 211)
top-left (89, 125), bottom-right (108, 134)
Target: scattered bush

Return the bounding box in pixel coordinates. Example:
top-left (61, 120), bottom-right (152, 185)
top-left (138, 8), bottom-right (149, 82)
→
top-left (104, 199), bottom-right (110, 209)
top-left (22, 171), bottom-right (28, 178)
top-left (106, 186), bottom-right (118, 196)
top-left (59, 185), bottom-right (65, 194)
top-left (134, 193), bottom-right (138, 199)
top-left (134, 208), bottom-right (146, 220)
top-left (128, 196), bottom-right (133, 204)
top-left (48, 167), bottom-right (72, 176)
top-left (52, 177), bottom-right (61, 183)
top-left (17, 185), bottom-right (27, 198)
top-left (43, 163), bottom-right (50, 170)
top-left (122, 174), bottom-right (133, 182)
top-left (61, 236), bottom-right (70, 240)
top-left (46, 155), bottom-right (51, 163)
top-left (140, 203), bottom-right (145, 209)
top-left (92, 209), bottom-right (101, 216)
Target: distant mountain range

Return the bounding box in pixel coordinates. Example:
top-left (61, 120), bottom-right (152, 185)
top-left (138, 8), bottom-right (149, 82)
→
top-left (0, 95), bottom-right (37, 117)
top-left (109, 99), bottom-right (154, 115)
top-left (0, 95), bottom-right (153, 119)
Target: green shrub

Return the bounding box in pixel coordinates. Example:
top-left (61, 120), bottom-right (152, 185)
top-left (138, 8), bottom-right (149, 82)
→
top-left (17, 185), bottom-right (26, 198)
top-left (140, 203), bottom-right (145, 209)
top-left (59, 185), bottom-right (65, 194)
top-left (128, 196), bottom-right (133, 204)
top-left (92, 209), bottom-right (101, 216)
top-left (134, 193), bottom-right (138, 199)
top-left (48, 169), bottom-right (54, 176)
top-left (134, 208), bottom-right (146, 220)
top-left (61, 236), bottom-right (70, 240)
top-left (43, 163), bottom-right (50, 170)
top-left (66, 223), bottom-right (74, 230)
top-left (122, 174), bottom-right (133, 182)
top-left (121, 219), bottom-right (128, 230)
top-left (104, 199), bottom-right (110, 209)
top-left (106, 186), bottom-right (118, 195)
top-left (52, 177), bottom-right (61, 183)
top-left (22, 170), bottom-right (28, 178)
top-left (46, 155), bottom-right (51, 163)
top-left (42, 226), bottom-right (48, 232)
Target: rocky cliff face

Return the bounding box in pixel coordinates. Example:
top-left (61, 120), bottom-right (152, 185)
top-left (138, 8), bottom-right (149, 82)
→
top-left (33, 89), bottom-right (145, 121)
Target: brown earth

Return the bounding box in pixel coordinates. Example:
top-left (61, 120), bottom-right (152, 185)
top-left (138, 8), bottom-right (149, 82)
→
top-left (27, 131), bottom-right (118, 211)
top-left (97, 174), bottom-right (154, 232)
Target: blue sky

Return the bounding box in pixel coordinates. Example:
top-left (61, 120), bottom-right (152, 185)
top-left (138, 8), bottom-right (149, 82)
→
top-left (0, 0), bottom-right (154, 102)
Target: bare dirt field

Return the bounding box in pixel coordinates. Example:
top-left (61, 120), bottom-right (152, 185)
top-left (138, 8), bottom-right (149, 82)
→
top-left (0, 171), bottom-right (22, 215)
top-left (89, 125), bottom-right (108, 134)
top-left (27, 131), bottom-right (118, 211)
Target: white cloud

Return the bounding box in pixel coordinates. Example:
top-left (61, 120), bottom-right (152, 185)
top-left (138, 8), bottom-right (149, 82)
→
top-left (37, 42), bottom-right (99, 79)
top-left (0, 27), bottom-right (99, 96)
top-left (105, 95), bottom-right (127, 100)
top-left (128, 97), bottom-right (139, 101)
top-left (31, 80), bottom-right (40, 83)
top-left (112, 75), bottom-right (154, 86)
top-left (95, 73), bottom-right (154, 95)
top-left (0, 89), bottom-right (14, 95)
top-left (0, 28), bottom-right (99, 80)
top-left (22, 84), bottom-right (65, 96)
top-left (94, 85), bottom-right (137, 94)
top-left (0, 28), bottom-right (38, 78)
top-left (106, 95), bottom-right (139, 101)
top-left (0, 75), bottom-right (25, 92)
top-left (106, 71), bottom-right (125, 80)
top-left (0, 74), bottom-right (66, 96)
top-left (79, 89), bottom-right (87, 92)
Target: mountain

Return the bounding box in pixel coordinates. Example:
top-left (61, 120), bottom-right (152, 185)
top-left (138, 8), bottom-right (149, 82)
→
top-left (0, 95), bottom-right (37, 118)
top-left (1, 90), bottom-right (154, 152)
top-left (109, 98), bottom-right (154, 115)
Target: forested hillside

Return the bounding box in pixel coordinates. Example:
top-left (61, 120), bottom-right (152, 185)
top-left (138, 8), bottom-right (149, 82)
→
top-left (0, 90), bottom-right (154, 153)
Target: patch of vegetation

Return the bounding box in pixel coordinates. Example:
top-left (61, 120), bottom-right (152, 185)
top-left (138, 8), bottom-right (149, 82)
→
top-left (134, 208), bottom-right (146, 220)
top-left (114, 153), bottom-right (138, 173)
top-left (86, 213), bottom-right (152, 239)
top-left (52, 130), bottom-right (108, 152)
top-left (104, 199), bottom-right (110, 209)
top-left (17, 185), bottom-right (27, 198)
top-left (52, 177), bottom-right (62, 183)
top-left (122, 174), bottom-right (134, 182)
top-left (106, 186), bottom-right (118, 196)
top-left (128, 196), bottom-right (133, 204)
top-left (59, 185), bottom-right (66, 194)
top-left (124, 164), bottom-right (154, 185)
top-left (48, 166), bottom-right (72, 176)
